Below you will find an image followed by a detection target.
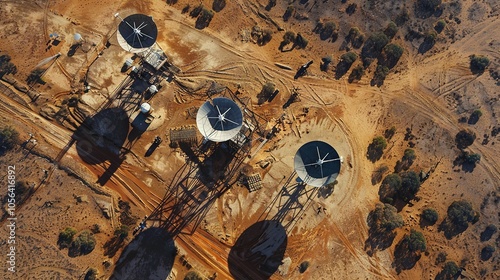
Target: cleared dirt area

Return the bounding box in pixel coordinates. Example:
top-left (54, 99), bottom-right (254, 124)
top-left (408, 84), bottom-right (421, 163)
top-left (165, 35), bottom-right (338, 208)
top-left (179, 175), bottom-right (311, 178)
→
top-left (0, 0), bottom-right (499, 279)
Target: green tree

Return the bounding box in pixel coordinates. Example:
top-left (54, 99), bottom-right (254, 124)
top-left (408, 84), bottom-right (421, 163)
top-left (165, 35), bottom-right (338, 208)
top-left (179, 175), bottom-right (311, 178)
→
top-left (335, 52), bottom-right (358, 79)
top-left (0, 54), bottom-right (17, 77)
top-left (406, 229), bottom-right (427, 252)
top-left (348, 64), bottom-right (365, 83)
top-left (399, 171), bottom-right (421, 202)
top-left (379, 173), bottom-right (401, 203)
top-left (469, 55), bottom-right (490, 74)
top-left (58, 227), bottom-right (77, 248)
top-left (347, 27), bottom-right (365, 49)
top-left (416, 0), bottom-right (442, 19)
top-left (114, 225), bottom-right (129, 240)
top-left (436, 261), bottom-right (460, 280)
top-left (447, 200), bottom-right (479, 228)
top-left (362, 32), bottom-right (389, 65)
top-left (320, 21), bottom-right (337, 40)
top-left (382, 43), bottom-right (404, 69)
top-left (395, 148), bottom-right (416, 171)
top-left (455, 129), bottom-right (476, 149)
top-left (294, 33), bottom-right (309, 49)
top-left (71, 230), bottom-right (96, 255)
top-left (372, 65), bottom-right (390, 87)
top-left (212, 0), bottom-right (226, 12)
top-left (480, 224), bottom-right (497, 241)
top-left (384, 21), bottom-right (398, 39)
top-left (195, 8), bottom-right (214, 29)
top-left (422, 208), bottom-right (439, 224)
top-left (367, 136), bottom-right (387, 162)
top-left (481, 245), bottom-right (495, 261)
top-left (367, 203), bottom-right (404, 232)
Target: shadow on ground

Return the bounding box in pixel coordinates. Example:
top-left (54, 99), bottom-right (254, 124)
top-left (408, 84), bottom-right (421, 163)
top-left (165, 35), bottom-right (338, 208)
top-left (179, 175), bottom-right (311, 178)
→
top-left (228, 220), bottom-right (287, 280)
top-left (110, 228), bottom-right (176, 280)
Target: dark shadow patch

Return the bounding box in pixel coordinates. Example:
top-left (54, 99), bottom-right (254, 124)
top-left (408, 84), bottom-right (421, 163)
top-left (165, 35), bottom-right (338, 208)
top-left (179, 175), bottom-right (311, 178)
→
top-left (228, 220), bottom-right (287, 280)
top-left (392, 238), bottom-right (421, 274)
top-left (110, 228), bottom-right (176, 280)
top-left (75, 107), bottom-right (129, 164)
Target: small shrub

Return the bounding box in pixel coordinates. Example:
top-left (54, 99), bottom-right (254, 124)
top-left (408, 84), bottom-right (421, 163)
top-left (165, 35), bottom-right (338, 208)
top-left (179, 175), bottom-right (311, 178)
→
top-left (435, 19), bottom-right (446, 33)
top-left (299, 261), bottom-right (310, 273)
top-left (346, 3), bottom-right (357, 15)
top-left (395, 9), bottom-right (410, 26)
top-left (283, 5), bottom-right (295, 21)
top-left (84, 268), bottom-right (98, 280)
top-left (0, 126), bottom-right (19, 153)
top-left (282, 31), bottom-right (296, 45)
top-left (384, 126), bottom-right (396, 140)
top-left (435, 251), bottom-right (447, 265)
top-left (320, 55), bottom-right (333, 71)
top-left (184, 271), bottom-right (203, 280)
top-left (468, 109), bottom-right (482, 124)
top-left (470, 55), bottom-right (490, 74)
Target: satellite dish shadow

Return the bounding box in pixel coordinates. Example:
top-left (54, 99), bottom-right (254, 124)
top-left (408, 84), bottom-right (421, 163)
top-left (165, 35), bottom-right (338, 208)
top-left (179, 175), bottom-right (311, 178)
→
top-left (110, 228), bottom-right (176, 280)
top-left (75, 107), bottom-right (130, 164)
top-left (228, 220), bottom-right (287, 280)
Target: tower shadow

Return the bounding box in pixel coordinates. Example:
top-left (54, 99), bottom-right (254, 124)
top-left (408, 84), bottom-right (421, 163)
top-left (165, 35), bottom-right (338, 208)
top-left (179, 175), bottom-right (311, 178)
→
top-left (110, 228), bottom-right (176, 280)
top-left (228, 172), bottom-right (322, 279)
top-left (228, 220), bottom-right (287, 280)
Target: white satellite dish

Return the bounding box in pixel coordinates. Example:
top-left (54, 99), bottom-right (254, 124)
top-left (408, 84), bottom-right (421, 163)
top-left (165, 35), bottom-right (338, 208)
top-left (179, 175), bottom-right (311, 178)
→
top-left (140, 103), bottom-right (151, 114)
top-left (294, 141), bottom-right (342, 187)
top-left (74, 33), bottom-right (82, 41)
top-left (116, 14), bottom-right (158, 53)
top-left (196, 97), bottom-right (243, 142)
top-left (148, 85), bottom-right (157, 94)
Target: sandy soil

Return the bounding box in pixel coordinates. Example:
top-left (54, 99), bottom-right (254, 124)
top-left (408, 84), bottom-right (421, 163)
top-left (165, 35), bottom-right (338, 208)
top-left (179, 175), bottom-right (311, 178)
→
top-left (0, 0), bottom-right (499, 279)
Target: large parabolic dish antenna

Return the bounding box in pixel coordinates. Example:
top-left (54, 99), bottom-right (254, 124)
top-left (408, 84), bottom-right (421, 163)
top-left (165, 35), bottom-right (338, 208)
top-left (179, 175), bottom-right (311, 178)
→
top-left (196, 97), bottom-right (243, 142)
top-left (294, 140), bottom-right (342, 187)
top-left (117, 14), bottom-right (158, 53)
